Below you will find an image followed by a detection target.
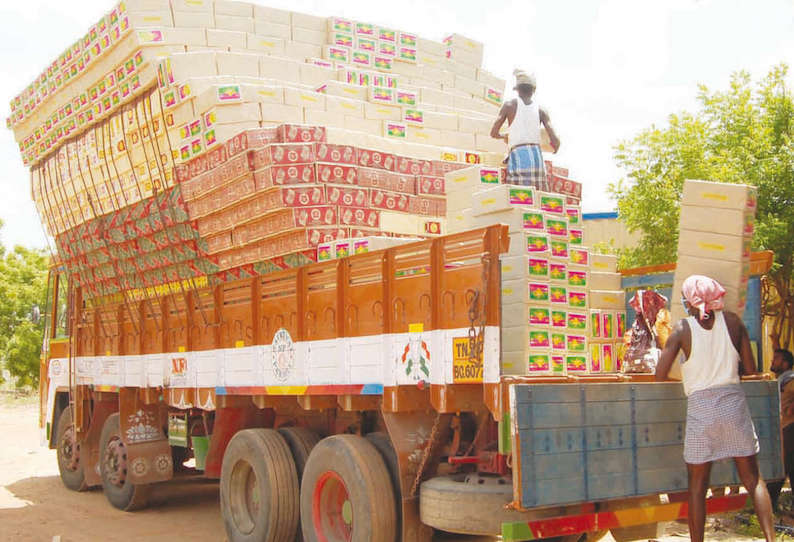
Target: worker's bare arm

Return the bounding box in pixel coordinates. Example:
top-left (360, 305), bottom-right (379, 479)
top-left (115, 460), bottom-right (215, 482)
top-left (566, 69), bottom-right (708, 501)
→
top-left (490, 102), bottom-right (510, 141)
top-left (539, 107), bottom-right (561, 153)
top-left (656, 320), bottom-right (686, 381)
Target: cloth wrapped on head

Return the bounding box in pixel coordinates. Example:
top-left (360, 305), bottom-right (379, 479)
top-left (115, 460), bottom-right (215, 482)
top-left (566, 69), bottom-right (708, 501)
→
top-left (513, 69), bottom-right (536, 89)
top-left (681, 275), bottom-right (726, 320)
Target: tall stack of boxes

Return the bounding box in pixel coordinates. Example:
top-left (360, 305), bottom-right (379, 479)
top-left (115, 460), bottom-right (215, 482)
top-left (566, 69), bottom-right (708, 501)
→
top-left (672, 179), bottom-right (757, 322)
top-left (445, 165), bottom-right (629, 376)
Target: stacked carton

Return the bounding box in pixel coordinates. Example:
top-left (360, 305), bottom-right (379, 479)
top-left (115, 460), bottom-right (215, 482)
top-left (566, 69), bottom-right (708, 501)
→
top-left (671, 179), bottom-right (757, 322)
top-left (443, 165), bottom-right (629, 376)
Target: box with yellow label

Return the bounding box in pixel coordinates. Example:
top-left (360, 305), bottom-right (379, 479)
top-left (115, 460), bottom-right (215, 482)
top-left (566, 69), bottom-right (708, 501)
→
top-left (679, 204), bottom-right (755, 238)
top-left (471, 185), bottom-right (537, 217)
top-left (589, 253), bottom-right (618, 273)
top-left (677, 229), bottom-right (751, 263)
top-left (444, 165), bottom-right (503, 195)
top-left (589, 271), bottom-right (622, 291)
top-left (284, 87), bottom-right (326, 110)
top-left (589, 290), bottom-right (626, 310)
top-left (681, 179), bottom-right (757, 211)
top-left (675, 254), bottom-right (750, 291)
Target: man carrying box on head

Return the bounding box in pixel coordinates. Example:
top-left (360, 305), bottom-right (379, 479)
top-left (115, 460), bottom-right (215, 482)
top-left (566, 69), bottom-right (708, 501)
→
top-left (766, 330), bottom-right (794, 510)
top-left (655, 275), bottom-right (775, 542)
top-left (490, 69), bottom-right (560, 190)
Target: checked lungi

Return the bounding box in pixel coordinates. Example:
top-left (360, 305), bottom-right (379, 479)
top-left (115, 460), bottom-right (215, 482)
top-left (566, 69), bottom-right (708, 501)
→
top-left (684, 384), bottom-right (760, 464)
top-left (506, 143), bottom-right (549, 191)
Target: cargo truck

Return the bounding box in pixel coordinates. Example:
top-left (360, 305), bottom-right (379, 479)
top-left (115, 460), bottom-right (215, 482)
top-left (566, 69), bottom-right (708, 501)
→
top-left (38, 225), bottom-right (781, 542)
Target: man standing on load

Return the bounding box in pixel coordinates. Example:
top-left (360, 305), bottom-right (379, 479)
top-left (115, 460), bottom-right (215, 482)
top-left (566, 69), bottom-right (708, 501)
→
top-left (490, 69), bottom-right (561, 190)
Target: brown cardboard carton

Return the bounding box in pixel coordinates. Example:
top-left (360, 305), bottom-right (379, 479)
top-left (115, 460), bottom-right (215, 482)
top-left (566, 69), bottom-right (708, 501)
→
top-left (677, 229), bottom-right (751, 263)
top-left (679, 204), bottom-right (754, 237)
top-left (590, 253), bottom-right (618, 273)
top-left (681, 179), bottom-right (757, 211)
top-left (589, 290), bottom-right (626, 310)
top-left (589, 271), bottom-right (622, 291)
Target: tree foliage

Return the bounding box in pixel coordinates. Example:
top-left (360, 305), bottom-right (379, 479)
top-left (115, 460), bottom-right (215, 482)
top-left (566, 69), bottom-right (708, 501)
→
top-left (611, 65), bottom-right (794, 348)
top-left (0, 229), bottom-right (49, 388)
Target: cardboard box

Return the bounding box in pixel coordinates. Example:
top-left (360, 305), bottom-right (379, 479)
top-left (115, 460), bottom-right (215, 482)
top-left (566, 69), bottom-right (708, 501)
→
top-left (379, 211), bottom-right (421, 235)
top-left (473, 207), bottom-right (544, 233)
top-left (325, 185), bottom-right (369, 207)
top-left (589, 290), bottom-right (626, 310)
top-left (679, 204), bottom-right (755, 237)
top-left (291, 12), bottom-right (326, 31)
top-left (250, 143), bottom-right (316, 168)
top-left (590, 272), bottom-right (622, 291)
top-left (365, 102), bottom-right (401, 121)
top-left (500, 255), bottom-right (550, 281)
top-left (260, 103), bottom-right (303, 123)
top-left (206, 29), bottom-right (246, 49)
top-left (284, 41), bottom-right (322, 60)
top-left (589, 253), bottom-right (616, 273)
top-left (173, 10), bottom-right (215, 28)
top-left (284, 88), bottom-right (326, 110)
top-left (292, 27), bottom-right (327, 46)
top-left (253, 20), bottom-right (291, 40)
top-left (216, 52), bottom-right (260, 76)
top-left (677, 229), bottom-right (752, 263)
top-left (215, 14), bottom-right (254, 33)
top-left (358, 168), bottom-right (416, 194)
top-left (253, 164), bottom-right (316, 189)
top-left (324, 81), bottom-right (368, 101)
top-left (501, 279), bottom-right (550, 305)
top-left (337, 206), bottom-right (380, 228)
top-left (681, 179), bottom-right (757, 211)
top-left (254, 5), bottom-right (291, 24)
top-left (675, 253), bottom-right (750, 290)
top-left (471, 185), bottom-right (536, 216)
top-left (507, 232), bottom-right (550, 256)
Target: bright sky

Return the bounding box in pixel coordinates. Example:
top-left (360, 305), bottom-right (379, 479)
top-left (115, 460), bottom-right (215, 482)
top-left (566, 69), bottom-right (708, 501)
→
top-left (1, 0), bottom-right (792, 250)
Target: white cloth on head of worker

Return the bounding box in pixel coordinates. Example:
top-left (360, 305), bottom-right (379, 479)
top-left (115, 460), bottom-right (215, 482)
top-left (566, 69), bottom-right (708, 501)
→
top-left (513, 69), bottom-right (536, 88)
top-left (508, 98), bottom-right (542, 147)
top-left (679, 310), bottom-right (740, 396)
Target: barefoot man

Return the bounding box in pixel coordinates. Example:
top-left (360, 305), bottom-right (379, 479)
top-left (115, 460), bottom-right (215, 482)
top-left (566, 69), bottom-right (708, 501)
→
top-left (655, 275), bottom-right (775, 542)
top-left (490, 69), bottom-right (560, 190)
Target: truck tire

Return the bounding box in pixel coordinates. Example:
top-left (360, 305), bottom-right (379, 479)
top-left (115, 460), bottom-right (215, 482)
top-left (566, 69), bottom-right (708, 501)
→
top-left (420, 473), bottom-right (514, 535)
top-left (99, 413), bottom-right (150, 511)
top-left (278, 426), bottom-right (321, 481)
top-left (220, 429), bottom-right (300, 542)
top-left (56, 406), bottom-right (88, 491)
top-left (365, 432), bottom-right (402, 534)
top-left (278, 427), bottom-right (321, 542)
top-left (300, 435), bottom-right (397, 542)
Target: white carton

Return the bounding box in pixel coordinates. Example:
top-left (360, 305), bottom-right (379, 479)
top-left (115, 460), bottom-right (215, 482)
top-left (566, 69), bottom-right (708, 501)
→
top-left (172, 10), bottom-right (215, 28)
top-left (284, 88), bottom-right (326, 110)
top-left (253, 20), bottom-right (292, 40)
top-left (291, 12), bottom-right (327, 31)
top-left (253, 5), bottom-right (291, 24)
top-left (217, 52), bottom-right (260, 77)
top-left (471, 184), bottom-right (536, 216)
top-left (589, 290), bottom-right (626, 310)
top-left (215, 1), bottom-right (254, 16)
top-left (589, 272), bottom-right (622, 291)
top-left (246, 34), bottom-right (286, 55)
top-left (679, 204), bottom-right (754, 238)
top-left (206, 29), bottom-right (247, 49)
top-left (215, 14), bottom-right (255, 33)
top-left (260, 103), bottom-right (303, 123)
top-left (677, 229), bottom-right (751, 263)
top-left (590, 253), bottom-right (618, 273)
top-left (681, 179), bottom-right (757, 211)
top-left (260, 56), bottom-right (300, 81)
top-left (292, 27), bottom-right (328, 46)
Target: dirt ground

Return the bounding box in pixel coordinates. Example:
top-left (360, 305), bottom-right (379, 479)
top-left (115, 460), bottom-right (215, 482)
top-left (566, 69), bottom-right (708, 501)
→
top-left (0, 396), bottom-right (775, 542)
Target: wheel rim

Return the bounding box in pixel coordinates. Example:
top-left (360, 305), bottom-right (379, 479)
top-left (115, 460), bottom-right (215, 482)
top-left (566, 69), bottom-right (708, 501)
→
top-left (312, 470), bottom-right (353, 542)
top-left (229, 460), bottom-right (259, 535)
top-left (59, 425), bottom-right (80, 472)
top-left (103, 436), bottom-right (127, 488)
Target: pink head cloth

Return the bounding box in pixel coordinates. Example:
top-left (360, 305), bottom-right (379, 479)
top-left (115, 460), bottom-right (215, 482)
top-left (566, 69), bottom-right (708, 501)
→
top-left (681, 275), bottom-right (726, 320)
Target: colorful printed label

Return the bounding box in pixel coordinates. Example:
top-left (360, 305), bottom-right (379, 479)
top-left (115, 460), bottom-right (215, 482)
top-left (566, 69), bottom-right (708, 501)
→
top-left (550, 286), bottom-right (567, 304)
top-left (568, 270), bottom-right (587, 287)
top-left (568, 312), bottom-right (587, 331)
top-left (386, 122), bottom-right (406, 138)
top-left (334, 33), bottom-right (353, 48)
top-left (570, 248), bottom-right (589, 266)
top-left (529, 353), bottom-right (550, 372)
top-left (485, 88), bottom-right (503, 104)
top-left (509, 187), bottom-right (534, 205)
top-left (379, 42), bottom-right (396, 56)
top-left (529, 283), bottom-right (550, 302)
top-left (379, 28), bottom-right (396, 42)
top-left (374, 56), bottom-right (392, 70)
top-left (522, 211), bottom-right (545, 231)
top-left (529, 307), bottom-right (550, 326)
top-left (551, 240), bottom-right (569, 259)
top-left (328, 47), bottom-right (349, 62)
top-left (566, 355), bottom-right (587, 373)
top-left (566, 207), bottom-right (580, 224)
top-left (569, 291), bottom-right (587, 309)
top-left (371, 86), bottom-right (394, 102)
top-left (616, 312), bottom-right (626, 337)
top-left (352, 51), bottom-right (371, 65)
top-left (528, 258), bottom-right (549, 278)
top-left (526, 234), bottom-right (549, 253)
top-left (397, 91), bottom-right (417, 106)
top-left (357, 37), bottom-right (377, 51)
top-left (204, 110), bottom-right (216, 128)
top-left (567, 334), bottom-right (586, 352)
top-left (569, 229), bottom-right (584, 245)
top-left (403, 109), bottom-right (423, 124)
top-left (399, 47), bottom-right (417, 62)
top-left (602, 312), bottom-right (615, 339)
top-left (218, 85), bottom-right (241, 101)
top-left (335, 242), bottom-right (350, 258)
top-left (551, 333), bottom-right (566, 351)
top-left (204, 129), bottom-right (217, 147)
top-left (400, 33), bottom-right (417, 46)
top-left (551, 310), bottom-right (567, 329)
top-left (546, 218), bottom-right (568, 237)
top-left (602, 344), bottom-right (614, 372)
top-left (541, 194), bottom-right (565, 214)
top-left (590, 311), bottom-right (601, 338)
top-left (530, 329), bottom-right (550, 348)
top-left (552, 355), bottom-right (565, 373)
top-left (356, 22), bottom-right (375, 36)
top-left (331, 18), bottom-right (353, 33)
top-left (549, 263), bottom-right (566, 282)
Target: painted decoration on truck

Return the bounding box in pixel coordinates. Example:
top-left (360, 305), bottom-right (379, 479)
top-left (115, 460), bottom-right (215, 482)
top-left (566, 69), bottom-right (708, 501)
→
top-left (400, 327), bottom-right (431, 381)
top-left (125, 409), bottom-right (160, 443)
top-left (272, 328), bottom-right (296, 382)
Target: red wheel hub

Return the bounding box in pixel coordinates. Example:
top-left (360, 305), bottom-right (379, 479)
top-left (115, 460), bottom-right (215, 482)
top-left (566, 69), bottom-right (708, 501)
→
top-left (312, 470), bottom-right (353, 542)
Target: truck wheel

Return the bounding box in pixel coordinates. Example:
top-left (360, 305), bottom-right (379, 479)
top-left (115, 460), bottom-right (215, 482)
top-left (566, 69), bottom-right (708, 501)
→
top-left (99, 413), bottom-right (150, 511)
top-left (365, 432), bottom-right (402, 532)
top-left (56, 406), bottom-right (88, 491)
top-left (278, 426), bottom-right (321, 481)
top-left (220, 429), bottom-right (300, 542)
top-left (279, 427), bottom-right (321, 542)
top-left (300, 435), bottom-right (397, 542)
top-left (420, 473), bottom-right (514, 536)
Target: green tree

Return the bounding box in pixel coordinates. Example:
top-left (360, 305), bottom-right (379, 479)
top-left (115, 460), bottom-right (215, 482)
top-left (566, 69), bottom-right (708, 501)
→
top-left (611, 65), bottom-right (794, 348)
top-left (0, 233), bottom-right (49, 388)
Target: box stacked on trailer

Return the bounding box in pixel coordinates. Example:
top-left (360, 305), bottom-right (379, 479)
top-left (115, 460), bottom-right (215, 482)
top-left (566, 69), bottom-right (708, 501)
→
top-left (443, 165), bottom-right (628, 376)
top-left (671, 179), bottom-right (757, 322)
